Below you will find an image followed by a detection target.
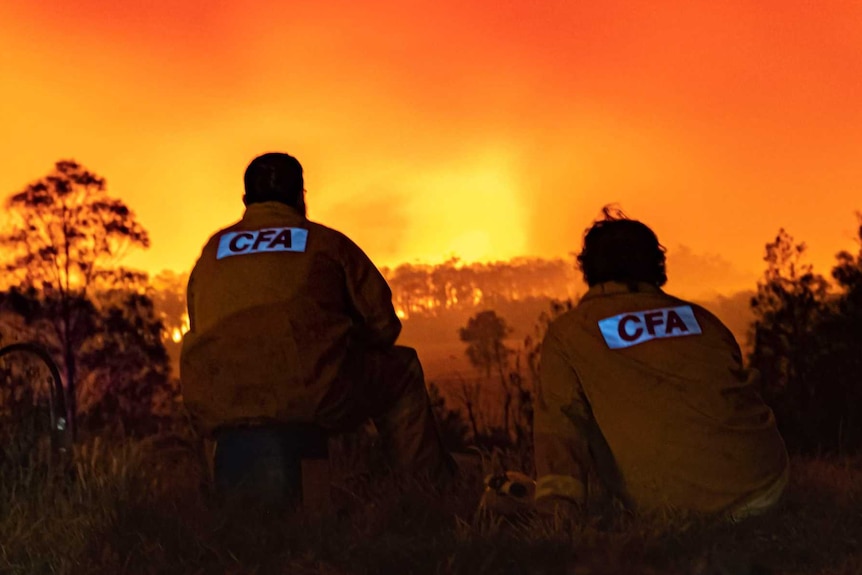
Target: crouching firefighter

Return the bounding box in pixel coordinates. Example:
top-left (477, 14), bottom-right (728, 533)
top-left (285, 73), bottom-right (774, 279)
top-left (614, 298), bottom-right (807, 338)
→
top-left (180, 152), bottom-right (456, 505)
top-left (532, 208), bottom-right (789, 522)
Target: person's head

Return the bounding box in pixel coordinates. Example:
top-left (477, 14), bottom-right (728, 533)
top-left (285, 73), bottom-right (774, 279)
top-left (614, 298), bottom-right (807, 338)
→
top-left (243, 152), bottom-right (305, 214)
top-left (577, 206), bottom-right (667, 289)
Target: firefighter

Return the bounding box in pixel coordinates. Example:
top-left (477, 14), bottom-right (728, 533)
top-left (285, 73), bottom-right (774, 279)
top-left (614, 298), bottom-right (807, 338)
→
top-left (533, 208), bottom-right (789, 521)
top-left (181, 152), bottom-right (455, 502)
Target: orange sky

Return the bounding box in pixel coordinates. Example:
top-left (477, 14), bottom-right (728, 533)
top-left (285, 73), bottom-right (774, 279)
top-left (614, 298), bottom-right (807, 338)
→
top-left (2, 1), bottom-right (861, 299)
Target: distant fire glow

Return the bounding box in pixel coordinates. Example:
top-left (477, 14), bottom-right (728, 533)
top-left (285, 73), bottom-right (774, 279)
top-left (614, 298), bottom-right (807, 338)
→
top-left (169, 313), bottom-right (190, 343)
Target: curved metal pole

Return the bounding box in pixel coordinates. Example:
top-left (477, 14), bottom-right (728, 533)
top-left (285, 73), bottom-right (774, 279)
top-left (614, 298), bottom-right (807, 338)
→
top-left (0, 342), bottom-right (69, 453)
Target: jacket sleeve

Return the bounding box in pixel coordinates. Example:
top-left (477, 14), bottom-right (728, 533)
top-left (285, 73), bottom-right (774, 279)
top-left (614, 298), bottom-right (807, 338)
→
top-left (339, 234), bottom-right (401, 348)
top-left (533, 327), bottom-right (590, 505)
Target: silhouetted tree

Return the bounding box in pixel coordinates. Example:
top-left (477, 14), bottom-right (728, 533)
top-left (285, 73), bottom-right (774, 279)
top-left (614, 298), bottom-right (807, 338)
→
top-left (0, 160), bottom-right (151, 438)
top-left (808, 214), bottom-right (862, 452)
top-left (750, 231), bottom-right (829, 386)
top-left (455, 376), bottom-right (482, 441)
top-left (459, 311), bottom-right (512, 378)
top-left (0, 342), bottom-right (57, 466)
top-left (749, 229), bottom-right (834, 453)
top-left (427, 381), bottom-right (470, 452)
top-left (77, 290), bottom-right (174, 436)
top-left (831, 213), bottom-right (862, 315)
top-left (459, 310), bottom-right (514, 436)
top-left (1, 285), bottom-right (174, 438)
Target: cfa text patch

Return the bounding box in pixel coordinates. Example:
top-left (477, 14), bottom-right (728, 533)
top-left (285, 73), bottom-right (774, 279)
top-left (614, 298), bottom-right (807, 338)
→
top-left (598, 305), bottom-right (702, 349)
top-left (216, 227), bottom-right (309, 259)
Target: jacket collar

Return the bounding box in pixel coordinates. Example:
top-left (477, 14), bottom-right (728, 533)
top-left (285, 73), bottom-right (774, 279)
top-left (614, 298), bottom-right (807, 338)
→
top-left (580, 281), bottom-right (664, 302)
top-left (242, 201), bottom-right (306, 220)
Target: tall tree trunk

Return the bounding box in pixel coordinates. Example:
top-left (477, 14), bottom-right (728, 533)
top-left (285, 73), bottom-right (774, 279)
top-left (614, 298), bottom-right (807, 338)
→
top-left (496, 346), bottom-right (510, 439)
top-left (62, 299), bottom-right (77, 442)
top-left (460, 382), bottom-right (480, 441)
top-left (61, 210), bottom-right (77, 441)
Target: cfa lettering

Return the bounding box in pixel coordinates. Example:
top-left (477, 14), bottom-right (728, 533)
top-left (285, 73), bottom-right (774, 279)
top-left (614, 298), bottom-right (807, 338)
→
top-left (228, 229), bottom-right (293, 253)
top-left (216, 227), bottom-right (309, 259)
top-left (617, 309), bottom-right (690, 342)
top-left (598, 305), bottom-right (703, 349)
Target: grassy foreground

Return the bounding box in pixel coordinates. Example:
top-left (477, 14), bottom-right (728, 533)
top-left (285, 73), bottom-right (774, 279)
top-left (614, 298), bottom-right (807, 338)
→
top-left (1, 437), bottom-right (860, 575)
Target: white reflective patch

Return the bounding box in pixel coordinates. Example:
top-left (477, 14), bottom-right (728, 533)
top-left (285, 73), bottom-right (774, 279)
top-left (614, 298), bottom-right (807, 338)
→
top-left (216, 227), bottom-right (309, 259)
top-left (597, 305), bottom-right (702, 350)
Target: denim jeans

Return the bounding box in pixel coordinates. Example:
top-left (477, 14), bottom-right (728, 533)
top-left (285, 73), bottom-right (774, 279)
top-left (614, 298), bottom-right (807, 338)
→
top-left (212, 423), bottom-right (327, 505)
top-left (212, 345), bottom-right (455, 505)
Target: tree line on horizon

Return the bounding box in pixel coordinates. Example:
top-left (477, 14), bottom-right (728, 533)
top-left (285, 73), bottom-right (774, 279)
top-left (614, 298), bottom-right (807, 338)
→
top-left (381, 257), bottom-right (581, 318)
top-left (0, 159), bottom-right (860, 459)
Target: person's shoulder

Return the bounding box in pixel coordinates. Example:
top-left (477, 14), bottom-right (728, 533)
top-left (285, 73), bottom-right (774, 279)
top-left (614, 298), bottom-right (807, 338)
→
top-left (199, 220), bottom-right (242, 252)
top-left (303, 220), bottom-right (374, 262)
top-left (661, 293), bottom-right (737, 339)
top-left (302, 220), bottom-right (355, 249)
top-left (546, 305), bottom-right (587, 339)
top-left (304, 219), bottom-right (346, 239)
top-left (663, 293), bottom-right (721, 324)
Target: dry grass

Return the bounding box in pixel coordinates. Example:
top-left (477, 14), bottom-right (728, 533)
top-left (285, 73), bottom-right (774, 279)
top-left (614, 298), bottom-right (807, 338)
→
top-left (1, 437), bottom-right (860, 575)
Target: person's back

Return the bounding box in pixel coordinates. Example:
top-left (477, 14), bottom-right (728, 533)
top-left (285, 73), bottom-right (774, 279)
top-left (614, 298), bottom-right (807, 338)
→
top-left (533, 208), bottom-right (788, 520)
top-left (183, 202), bottom-right (397, 428)
top-left (181, 153), bottom-right (454, 502)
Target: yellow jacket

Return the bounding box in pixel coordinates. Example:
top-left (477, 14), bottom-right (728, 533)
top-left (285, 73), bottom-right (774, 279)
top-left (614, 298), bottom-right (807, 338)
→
top-left (180, 202), bottom-right (400, 433)
top-left (534, 281), bottom-right (788, 515)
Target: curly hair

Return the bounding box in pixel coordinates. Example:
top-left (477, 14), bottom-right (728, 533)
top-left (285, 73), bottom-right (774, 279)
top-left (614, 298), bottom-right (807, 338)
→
top-left (243, 152), bottom-right (304, 208)
top-left (576, 206), bottom-right (667, 289)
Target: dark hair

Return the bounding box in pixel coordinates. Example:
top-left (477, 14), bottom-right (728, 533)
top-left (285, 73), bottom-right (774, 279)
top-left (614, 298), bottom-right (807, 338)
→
top-left (243, 153), bottom-right (304, 207)
top-left (577, 206), bottom-right (667, 288)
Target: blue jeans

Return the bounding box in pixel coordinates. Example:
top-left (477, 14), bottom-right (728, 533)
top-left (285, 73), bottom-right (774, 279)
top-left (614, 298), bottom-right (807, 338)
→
top-left (213, 346), bottom-right (455, 505)
top-left (213, 423), bottom-right (327, 506)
